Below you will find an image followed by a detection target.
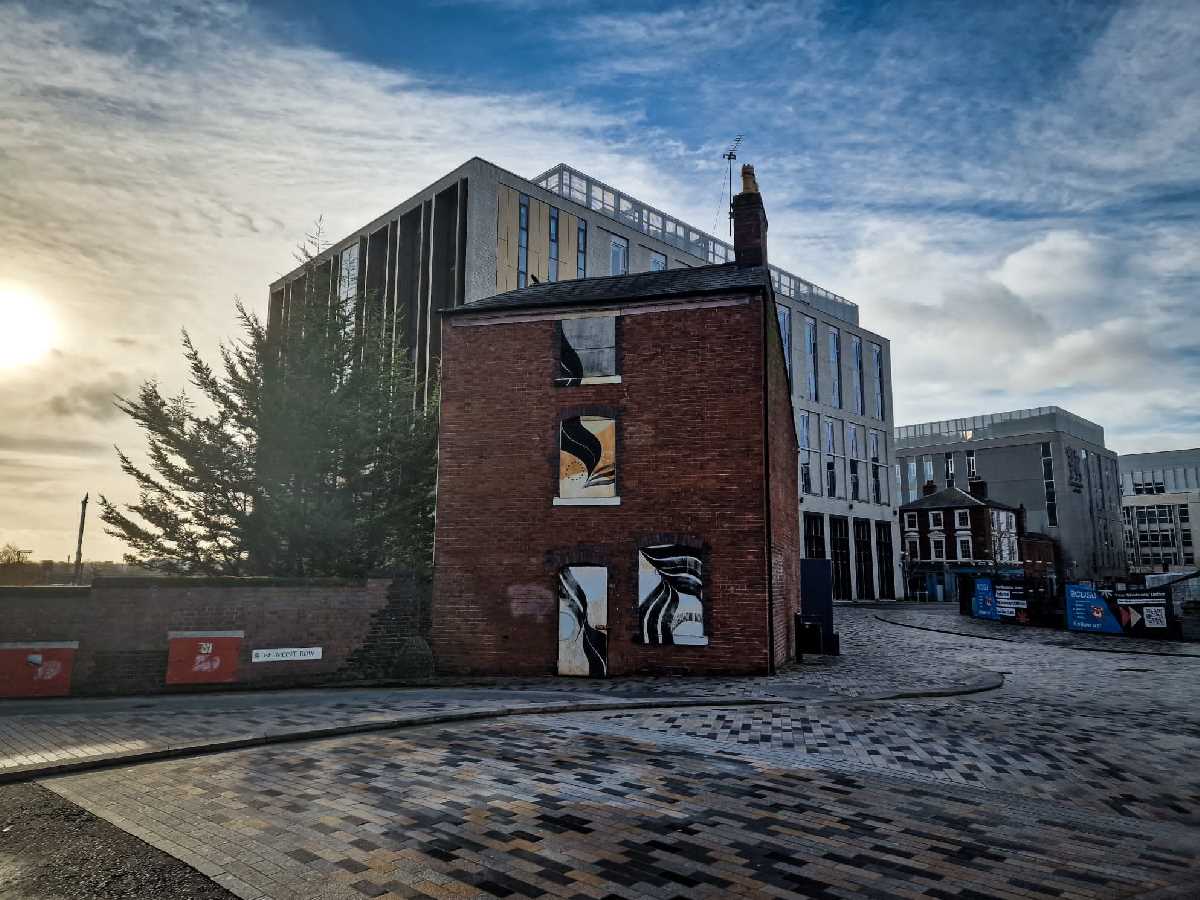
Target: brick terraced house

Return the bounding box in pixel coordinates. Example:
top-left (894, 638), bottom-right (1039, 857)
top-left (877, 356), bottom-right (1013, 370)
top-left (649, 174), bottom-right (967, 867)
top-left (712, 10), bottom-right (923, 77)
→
top-left (431, 169), bottom-right (801, 676)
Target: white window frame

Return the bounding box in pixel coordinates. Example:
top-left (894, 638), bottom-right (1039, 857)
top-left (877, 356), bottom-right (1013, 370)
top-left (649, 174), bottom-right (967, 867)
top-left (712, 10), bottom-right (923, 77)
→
top-left (904, 512), bottom-right (918, 531)
top-left (958, 537), bottom-right (972, 560)
top-left (955, 509), bottom-right (970, 529)
top-left (929, 511), bottom-right (944, 529)
top-left (931, 537), bottom-right (946, 561)
top-left (906, 538), bottom-right (920, 560)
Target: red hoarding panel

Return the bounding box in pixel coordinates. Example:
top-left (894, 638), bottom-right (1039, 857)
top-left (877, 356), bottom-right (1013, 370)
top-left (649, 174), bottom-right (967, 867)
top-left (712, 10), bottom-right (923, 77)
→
top-left (165, 632), bottom-right (243, 685)
top-left (0, 644), bottom-right (78, 698)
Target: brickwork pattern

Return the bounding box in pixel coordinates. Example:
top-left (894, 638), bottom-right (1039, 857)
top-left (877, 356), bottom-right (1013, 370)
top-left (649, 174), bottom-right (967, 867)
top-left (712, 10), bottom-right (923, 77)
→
top-left (0, 578), bottom-right (391, 695)
top-left (433, 296), bottom-right (786, 677)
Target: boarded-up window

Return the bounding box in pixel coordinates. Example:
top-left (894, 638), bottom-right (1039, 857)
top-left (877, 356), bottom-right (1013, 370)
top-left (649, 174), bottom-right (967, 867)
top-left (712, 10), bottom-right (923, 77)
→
top-left (637, 545), bottom-right (707, 645)
top-left (559, 416), bottom-right (615, 499)
top-left (557, 317), bottom-right (616, 385)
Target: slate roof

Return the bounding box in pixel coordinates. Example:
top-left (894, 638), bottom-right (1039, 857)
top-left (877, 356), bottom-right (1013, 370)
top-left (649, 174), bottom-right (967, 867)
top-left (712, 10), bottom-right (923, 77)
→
top-left (442, 263), bottom-right (770, 316)
top-left (900, 486), bottom-right (1017, 512)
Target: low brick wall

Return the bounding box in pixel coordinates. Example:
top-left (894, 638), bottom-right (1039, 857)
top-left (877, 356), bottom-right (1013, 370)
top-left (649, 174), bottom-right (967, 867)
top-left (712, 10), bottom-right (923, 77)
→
top-left (0, 575), bottom-right (431, 698)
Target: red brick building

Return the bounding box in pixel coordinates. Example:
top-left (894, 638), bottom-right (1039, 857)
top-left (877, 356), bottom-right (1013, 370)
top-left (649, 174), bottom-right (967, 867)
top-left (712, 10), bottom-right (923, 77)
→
top-left (431, 170), bottom-right (800, 676)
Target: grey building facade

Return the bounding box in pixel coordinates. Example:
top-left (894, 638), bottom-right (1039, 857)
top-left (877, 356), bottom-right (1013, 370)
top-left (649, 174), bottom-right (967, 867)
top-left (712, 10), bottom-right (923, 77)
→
top-left (268, 157), bottom-right (900, 600)
top-left (1119, 448), bottom-right (1200, 573)
top-left (895, 407), bottom-right (1125, 582)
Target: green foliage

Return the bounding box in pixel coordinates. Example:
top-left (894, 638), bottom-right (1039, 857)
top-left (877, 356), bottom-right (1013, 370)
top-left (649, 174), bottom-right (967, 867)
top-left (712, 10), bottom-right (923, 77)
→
top-left (100, 229), bottom-right (440, 577)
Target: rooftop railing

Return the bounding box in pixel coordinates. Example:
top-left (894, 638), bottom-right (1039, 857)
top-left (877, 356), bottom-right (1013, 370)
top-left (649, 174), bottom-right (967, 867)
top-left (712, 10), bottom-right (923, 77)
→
top-left (895, 406), bottom-right (1106, 447)
top-left (532, 163), bottom-right (857, 318)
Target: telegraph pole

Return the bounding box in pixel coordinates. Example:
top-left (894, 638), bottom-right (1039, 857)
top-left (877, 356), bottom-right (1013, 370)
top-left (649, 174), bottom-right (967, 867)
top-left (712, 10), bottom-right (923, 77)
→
top-left (73, 493), bottom-right (88, 585)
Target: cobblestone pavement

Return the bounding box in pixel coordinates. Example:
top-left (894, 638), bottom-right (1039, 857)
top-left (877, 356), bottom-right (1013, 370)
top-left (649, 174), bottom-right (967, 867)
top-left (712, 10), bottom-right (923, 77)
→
top-left (1, 608), bottom-right (993, 779)
top-left (40, 607), bottom-right (1200, 898)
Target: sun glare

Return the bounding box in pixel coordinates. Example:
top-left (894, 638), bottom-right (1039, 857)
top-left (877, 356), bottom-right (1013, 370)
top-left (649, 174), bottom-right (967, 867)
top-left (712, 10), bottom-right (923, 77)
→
top-left (0, 283), bottom-right (58, 371)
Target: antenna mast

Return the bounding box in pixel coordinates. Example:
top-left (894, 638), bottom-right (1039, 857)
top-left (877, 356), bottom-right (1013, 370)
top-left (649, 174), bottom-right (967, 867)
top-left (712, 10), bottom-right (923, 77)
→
top-left (723, 135), bottom-right (743, 235)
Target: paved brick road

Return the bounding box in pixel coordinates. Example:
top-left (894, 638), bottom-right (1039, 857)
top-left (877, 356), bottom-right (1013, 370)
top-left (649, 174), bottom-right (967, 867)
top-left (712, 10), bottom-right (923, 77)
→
top-left (37, 606), bottom-right (1200, 899)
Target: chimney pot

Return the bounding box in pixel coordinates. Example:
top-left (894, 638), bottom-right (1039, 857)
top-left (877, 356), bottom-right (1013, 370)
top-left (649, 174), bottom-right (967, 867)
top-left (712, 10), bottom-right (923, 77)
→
top-left (967, 479), bottom-right (989, 500)
top-left (922, 481), bottom-right (938, 496)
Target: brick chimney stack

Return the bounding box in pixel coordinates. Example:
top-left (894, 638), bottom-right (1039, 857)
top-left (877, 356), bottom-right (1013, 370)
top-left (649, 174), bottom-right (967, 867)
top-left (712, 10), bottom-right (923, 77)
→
top-left (922, 481), bottom-right (939, 496)
top-left (732, 164), bottom-right (768, 269)
top-left (967, 478), bottom-right (989, 500)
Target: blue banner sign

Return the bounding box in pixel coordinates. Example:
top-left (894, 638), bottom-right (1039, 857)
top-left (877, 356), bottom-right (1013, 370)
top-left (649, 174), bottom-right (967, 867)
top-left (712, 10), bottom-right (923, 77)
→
top-left (1065, 583), bottom-right (1122, 634)
top-left (972, 578), bottom-right (997, 620)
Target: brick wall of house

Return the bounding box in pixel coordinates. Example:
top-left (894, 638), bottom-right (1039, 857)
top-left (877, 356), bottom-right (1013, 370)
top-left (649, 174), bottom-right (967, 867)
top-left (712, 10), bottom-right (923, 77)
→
top-left (432, 293), bottom-right (781, 676)
top-left (765, 299), bottom-right (801, 668)
top-left (0, 577), bottom-right (407, 697)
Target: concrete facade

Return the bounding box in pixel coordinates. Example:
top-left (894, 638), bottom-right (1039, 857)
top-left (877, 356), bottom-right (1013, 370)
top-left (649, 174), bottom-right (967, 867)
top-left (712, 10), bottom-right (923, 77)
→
top-left (268, 157), bottom-right (900, 602)
top-left (1119, 448), bottom-right (1200, 573)
top-left (895, 407), bottom-right (1125, 582)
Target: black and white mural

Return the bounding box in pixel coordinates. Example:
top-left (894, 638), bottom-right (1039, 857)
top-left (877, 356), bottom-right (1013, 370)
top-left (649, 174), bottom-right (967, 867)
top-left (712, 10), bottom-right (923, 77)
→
top-left (556, 317), bottom-right (616, 385)
top-left (557, 566), bottom-right (608, 677)
top-left (637, 545), bottom-right (708, 645)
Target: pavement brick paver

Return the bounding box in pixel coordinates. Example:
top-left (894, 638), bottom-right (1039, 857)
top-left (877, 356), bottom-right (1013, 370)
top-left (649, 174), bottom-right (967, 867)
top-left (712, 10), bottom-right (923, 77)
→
top-left (29, 606), bottom-right (1200, 897)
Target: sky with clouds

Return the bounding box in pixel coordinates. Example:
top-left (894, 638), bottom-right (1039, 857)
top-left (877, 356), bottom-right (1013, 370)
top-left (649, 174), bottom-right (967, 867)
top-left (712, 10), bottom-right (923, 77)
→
top-left (1, 0), bottom-right (1197, 560)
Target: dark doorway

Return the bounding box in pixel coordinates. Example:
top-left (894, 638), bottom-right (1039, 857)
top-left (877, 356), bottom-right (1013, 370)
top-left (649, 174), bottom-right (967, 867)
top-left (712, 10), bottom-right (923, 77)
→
top-left (875, 521), bottom-right (896, 600)
top-left (803, 512), bottom-right (826, 559)
top-left (830, 516), bottom-right (852, 601)
top-left (853, 518), bottom-right (876, 600)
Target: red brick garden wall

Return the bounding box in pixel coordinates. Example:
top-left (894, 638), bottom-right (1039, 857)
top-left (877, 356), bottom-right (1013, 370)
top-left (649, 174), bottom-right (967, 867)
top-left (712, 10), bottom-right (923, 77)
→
top-left (0, 577), bottom-right (393, 697)
top-left (433, 293), bottom-right (779, 676)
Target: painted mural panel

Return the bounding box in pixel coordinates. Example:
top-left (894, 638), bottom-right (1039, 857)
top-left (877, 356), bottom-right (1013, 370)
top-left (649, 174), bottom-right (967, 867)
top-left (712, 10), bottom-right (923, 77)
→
top-left (637, 545), bottom-right (708, 645)
top-left (559, 416), bottom-right (616, 497)
top-left (557, 317), bottom-right (616, 385)
top-left (557, 566), bottom-right (608, 677)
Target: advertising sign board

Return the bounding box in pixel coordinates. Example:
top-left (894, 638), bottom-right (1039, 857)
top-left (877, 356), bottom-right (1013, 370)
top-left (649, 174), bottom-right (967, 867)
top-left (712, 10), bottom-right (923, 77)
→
top-left (971, 578), bottom-right (998, 620)
top-left (165, 630), bottom-right (243, 685)
top-left (1066, 585), bottom-right (1174, 637)
top-left (0, 642), bottom-right (78, 698)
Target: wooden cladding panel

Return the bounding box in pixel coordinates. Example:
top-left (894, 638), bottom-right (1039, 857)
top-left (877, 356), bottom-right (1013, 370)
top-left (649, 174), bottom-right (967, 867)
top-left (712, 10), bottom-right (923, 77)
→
top-left (559, 211), bottom-right (578, 282)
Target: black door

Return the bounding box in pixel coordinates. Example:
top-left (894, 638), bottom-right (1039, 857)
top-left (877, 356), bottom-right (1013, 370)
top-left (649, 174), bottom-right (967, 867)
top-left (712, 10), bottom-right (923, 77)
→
top-left (830, 516), bottom-right (852, 601)
top-left (853, 518), bottom-right (876, 601)
top-left (875, 521), bottom-right (896, 600)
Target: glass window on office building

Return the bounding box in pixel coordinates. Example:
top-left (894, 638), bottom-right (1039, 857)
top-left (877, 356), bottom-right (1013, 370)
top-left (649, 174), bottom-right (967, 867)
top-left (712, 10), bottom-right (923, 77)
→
top-left (870, 430), bottom-right (887, 504)
top-left (825, 418), bottom-right (845, 499)
top-left (577, 220), bottom-right (587, 278)
top-left (517, 194), bottom-right (530, 288)
top-left (799, 412), bottom-right (818, 495)
top-left (803, 316), bottom-right (819, 403)
top-left (907, 459), bottom-right (918, 502)
top-left (610, 234), bottom-right (628, 275)
top-left (548, 208), bottom-right (560, 282)
top-left (776, 304), bottom-right (792, 377)
top-left (945, 452), bottom-right (955, 488)
top-left (828, 327), bottom-right (842, 408)
top-left (846, 422), bottom-right (865, 501)
top-left (923, 454), bottom-right (934, 485)
top-left (871, 342), bottom-right (885, 420)
top-left (851, 335), bottom-right (865, 415)
top-left (1041, 442), bottom-right (1058, 527)
top-left (966, 449), bottom-right (977, 478)
top-left (337, 243), bottom-right (360, 303)
top-left (649, 250), bottom-right (666, 272)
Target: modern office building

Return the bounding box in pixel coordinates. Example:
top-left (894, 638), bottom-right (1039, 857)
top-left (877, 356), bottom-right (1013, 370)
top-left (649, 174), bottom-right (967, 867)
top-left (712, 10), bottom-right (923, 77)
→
top-left (268, 157), bottom-right (899, 600)
top-left (1119, 448), bottom-right (1200, 573)
top-left (895, 407), bottom-right (1125, 582)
